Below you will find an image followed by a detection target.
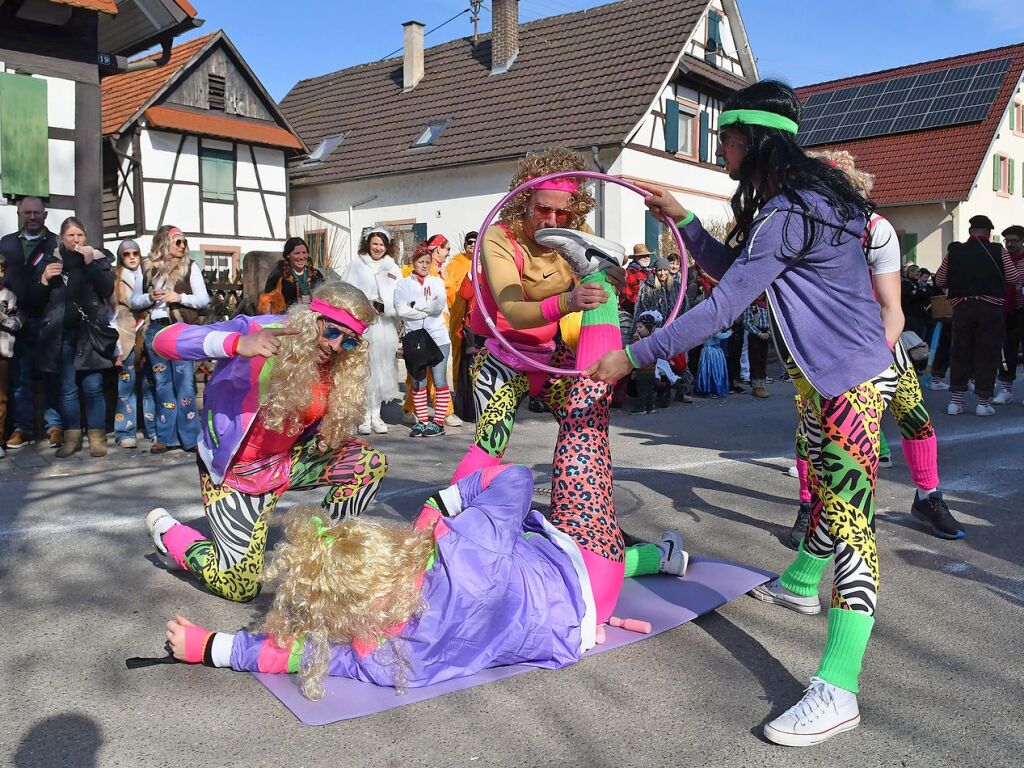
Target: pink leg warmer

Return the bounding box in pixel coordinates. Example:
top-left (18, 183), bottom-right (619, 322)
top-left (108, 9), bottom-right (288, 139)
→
top-left (901, 434), bottom-right (940, 490)
top-left (797, 457), bottom-right (812, 504)
top-left (581, 548), bottom-right (626, 625)
top-left (451, 444), bottom-right (502, 483)
top-left (162, 523), bottom-right (207, 571)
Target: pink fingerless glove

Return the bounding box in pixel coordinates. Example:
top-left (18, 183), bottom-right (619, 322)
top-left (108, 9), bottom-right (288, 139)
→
top-left (182, 624), bottom-right (214, 664)
top-left (540, 294), bottom-right (564, 322)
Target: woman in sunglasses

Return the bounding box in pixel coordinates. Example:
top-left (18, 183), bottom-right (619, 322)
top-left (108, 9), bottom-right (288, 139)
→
top-left (131, 225), bottom-right (209, 454)
top-left (142, 281), bottom-right (388, 603)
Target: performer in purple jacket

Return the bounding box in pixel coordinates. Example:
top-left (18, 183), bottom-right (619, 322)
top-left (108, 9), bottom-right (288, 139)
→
top-left (144, 282), bottom-right (387, 603)
top-left (588, 81), bottom-right (896, 747)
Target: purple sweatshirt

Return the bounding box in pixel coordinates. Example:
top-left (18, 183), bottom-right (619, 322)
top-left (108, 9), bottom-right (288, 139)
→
top-left (631, 191), bottom-right (892, 398)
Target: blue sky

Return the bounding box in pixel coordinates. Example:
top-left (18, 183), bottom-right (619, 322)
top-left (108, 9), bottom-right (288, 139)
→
top-left (189, 0), bottom-right (1024, 101)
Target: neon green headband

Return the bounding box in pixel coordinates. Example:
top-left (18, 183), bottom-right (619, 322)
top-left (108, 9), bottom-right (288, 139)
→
top-left (719, 109), bottom-right (799, 135)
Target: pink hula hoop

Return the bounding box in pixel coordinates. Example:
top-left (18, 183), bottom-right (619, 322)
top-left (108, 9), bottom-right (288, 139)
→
top-left (471, 170), bottom-right (687, 377)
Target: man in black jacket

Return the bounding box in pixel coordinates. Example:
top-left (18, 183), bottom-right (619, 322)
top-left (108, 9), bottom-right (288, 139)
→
top-left (935, 214), bottom-right (1020, 416)
top-left (0, 197), bottom-right (61, 448)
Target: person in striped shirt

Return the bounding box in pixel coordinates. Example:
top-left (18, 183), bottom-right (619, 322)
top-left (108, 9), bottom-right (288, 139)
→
top-left (935, 215), bottom-right (1019, 416)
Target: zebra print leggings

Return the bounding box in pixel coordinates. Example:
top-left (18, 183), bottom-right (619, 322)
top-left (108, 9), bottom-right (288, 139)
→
top-left (790, 358), bottom-right (899, 616)
top-left (182, 437), bottom-right (387, 602)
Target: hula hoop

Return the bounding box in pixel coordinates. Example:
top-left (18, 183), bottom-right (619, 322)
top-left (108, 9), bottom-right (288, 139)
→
top-left (472, 170), bottom-right (687, 377)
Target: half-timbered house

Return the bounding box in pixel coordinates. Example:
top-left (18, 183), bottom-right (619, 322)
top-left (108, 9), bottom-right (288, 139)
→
top-left (279, 0), bottom-right (758, 270)
top-left (100, 30), bottom-right (306, 276)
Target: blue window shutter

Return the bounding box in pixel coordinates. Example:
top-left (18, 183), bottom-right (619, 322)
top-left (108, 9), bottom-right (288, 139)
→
top-left (707, 11), bottom-right (721, 52)
top-left (699, 111), bottom-right (710, 162)
top-left (412, 223), bottom-right (427, 243)
top-left (645, 210), bottom-right (659, 252)
top-left (665, 100), bottom-right (680, 154)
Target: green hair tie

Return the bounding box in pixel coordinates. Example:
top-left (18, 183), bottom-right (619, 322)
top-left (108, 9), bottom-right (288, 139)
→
top-left (309, 515), bottom-right (336, 544)
top-left (719, 109), bottom-right (799, 135)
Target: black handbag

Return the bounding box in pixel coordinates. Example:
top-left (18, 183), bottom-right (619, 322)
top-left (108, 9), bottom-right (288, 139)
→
top-left (73, 300), bottom-right (119, 361)
top-left (402, 328), bottom-right (444, 381)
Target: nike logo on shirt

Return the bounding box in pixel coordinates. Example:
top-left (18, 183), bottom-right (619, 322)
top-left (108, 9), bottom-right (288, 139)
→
top-left (542, 271), bottom-right (556, 279)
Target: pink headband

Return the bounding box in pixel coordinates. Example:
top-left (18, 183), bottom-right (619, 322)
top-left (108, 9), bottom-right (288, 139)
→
top-left (310, 299), bottom-right (368, 334)
top-left (532, 178), bottom-right (580, 193)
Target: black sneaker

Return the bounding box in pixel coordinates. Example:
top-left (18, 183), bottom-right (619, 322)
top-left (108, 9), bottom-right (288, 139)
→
top-left (629, 406), bottom-right (648, 415)
top-left (409, 422), bottom-right (427, 438)
top-left (789, 502), bottom-right (812, 549)
top-left (911, 491), bottom-right (965, 540)
top-left (421, 422), bottom-right (446, 438)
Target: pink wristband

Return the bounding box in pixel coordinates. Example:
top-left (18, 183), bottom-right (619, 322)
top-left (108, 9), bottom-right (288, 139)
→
top-left (226, 332), bottom-right (242, 356)
top-left (540, 294), bottom-right (564, 323)
top-left (183, 624), bottom-right (213, 664)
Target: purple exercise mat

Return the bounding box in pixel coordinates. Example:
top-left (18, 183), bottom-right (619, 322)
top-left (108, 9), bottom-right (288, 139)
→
top-left (254, 556), bottom-right (773, 726)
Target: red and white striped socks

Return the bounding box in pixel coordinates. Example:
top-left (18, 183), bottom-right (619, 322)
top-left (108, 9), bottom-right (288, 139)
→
top-left (413, 388), bottom-right (430, 424)
top-left (434, 386), bottom-right (451, 425)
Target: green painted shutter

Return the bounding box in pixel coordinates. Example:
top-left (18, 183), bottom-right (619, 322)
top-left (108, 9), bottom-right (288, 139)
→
top-left (1009, 158), bottom-right (1016, 195)
top-left (901, 233), bottom-right (918, 265)
top-left (0, 73), bottom-right (49, 197)
top-left (993, 154), bottom-right (1001, 191)
top-left (1010, 105), bottom-right (1016, 130)
top-left (699, 111), bottom-right (710, 162)
top-left (707, 11), bottom-right (721, 52)
top-left (201, 147), bottom-right (235, 201)
top-left (412, 222), bottom-right (427, 244)
top-left (644, 210), bottom-right (660, 252)
top-left (665, 100), bottom-right (680, 154)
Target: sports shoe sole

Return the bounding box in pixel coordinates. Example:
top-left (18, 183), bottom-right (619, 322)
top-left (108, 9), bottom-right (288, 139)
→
top-left (910, 507), bottom-right (966, 540)
top-left (749, 583), bottom-right (821, 615)
top-left (763, 713), bottom-right (860, 747)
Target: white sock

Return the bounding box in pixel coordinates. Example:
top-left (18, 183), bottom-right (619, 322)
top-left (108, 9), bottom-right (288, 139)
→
top-left (916, 487), bottom-right (938, 500)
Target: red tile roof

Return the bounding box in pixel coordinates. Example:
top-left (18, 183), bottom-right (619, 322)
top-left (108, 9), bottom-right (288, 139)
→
top-left (796, 43), bottom-right (1024, 206)
top-left (144, 105), bottom-right (304, 149)
top-left (101, 32), bottom-right (218, 135)
top-left (173, 0), bottom-right (197, 17)
top-left (280, 0), bottom-right (747, 186)
top-left (51, 0), bottom-right (118, 13)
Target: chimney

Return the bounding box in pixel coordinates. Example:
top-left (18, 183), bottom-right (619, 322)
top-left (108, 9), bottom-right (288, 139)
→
top-left (403, 20), bottom-right (424, 92)
top-left (490, 0), bottom-right (519, 75)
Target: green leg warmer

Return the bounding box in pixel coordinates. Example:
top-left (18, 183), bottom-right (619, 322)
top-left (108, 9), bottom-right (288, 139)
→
top-left (779, 540), bottom-right (831, 596)
top-left (815, 607), bottom-right (875, 693)
top-left (624, 543), bottom-right (661, 577)
top-left (878, 429), bottom-right (890, 459)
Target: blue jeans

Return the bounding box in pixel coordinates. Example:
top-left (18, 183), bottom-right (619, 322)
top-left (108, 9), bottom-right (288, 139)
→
top-left (59, 338), bottom-right (105, 430)
top-left (10, 319), bottom-right (61, 433)
top-left (145, 320), bottom-right (199, 448)
top-left (115, 348), bottom-right (156, 441)
top-left (413, 343), bottom-right (450, 388)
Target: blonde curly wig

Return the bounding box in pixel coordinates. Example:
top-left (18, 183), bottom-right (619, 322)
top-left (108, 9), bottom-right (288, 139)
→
top-left (260, 505), bottom-right (436, 700)
top-left (807, 149), bottom-right (875, 198)
top-left (499, 147), bottom-right (595, 231)
top-left (258, 281), bottom-right (377, 448)
top-left (143, 224), bottom-right (192, 289)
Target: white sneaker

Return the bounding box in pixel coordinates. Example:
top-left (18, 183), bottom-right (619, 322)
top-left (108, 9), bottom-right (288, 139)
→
top-left (357, 422), bottom-right (372, 435)
top-left (749, 577), bottom-right (821, 615)
top-left (976, 403), bottom-right (995, 417)
top-left (370, 417), bottom-right (388, 434)
top-left (991, 390), bottom-right (1013, 405)
top-left (145, 507), bottom-right (184, 570)
top-left (787, 465), bottom-right (800, 479)
top-left (946, 402), bottom-right (963, 415)
top-left (763, 678), bottom-right (860, 747)
top-left (532, 228), bottom-right (628, 278)
top-left (657, 531), bottom-right (688, 576)
top-left (444, 413), bottom-right (463, 428)
top-left (928, 379), bottom-right (950, 391)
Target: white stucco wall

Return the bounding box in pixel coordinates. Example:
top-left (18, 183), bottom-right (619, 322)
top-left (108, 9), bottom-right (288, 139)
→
top-left (877, 203), bottom-right (954, 272)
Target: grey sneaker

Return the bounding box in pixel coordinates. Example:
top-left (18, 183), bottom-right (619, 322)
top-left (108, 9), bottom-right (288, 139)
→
top-left (749, 577), bottom-right (821, 615)
top-left (532, 228), bottom-right (628, 278)
top-left (789, 502), bottom-right (812, 549)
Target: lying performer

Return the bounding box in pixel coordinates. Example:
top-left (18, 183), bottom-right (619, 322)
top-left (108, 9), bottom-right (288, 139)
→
top-left (161, 407), bottom-right (687, 700)
top-left (144, 282), bottom-right (388, 602)
top-left (588, 80), bottom-right (896, 747)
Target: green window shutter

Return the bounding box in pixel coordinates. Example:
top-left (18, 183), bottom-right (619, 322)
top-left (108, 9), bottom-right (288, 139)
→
top-left (1011, 104), bottom-right (1017, 131)
top-left (707, 11), bottom-right (722, 52)
top-left (0, 73), bottom-right (49, 197)
top-left (665, 100), bottom-right (680, 154)
top-left (644, 210), bottom-right (660, 252)
top-left (200, 147), bottom-right (235, 201)
top-left (993, 154), bottom-right (1001, 191)
top-left (412, 222), bottom-right (427, 244)
top-left (901, 233), bottom-right (918, 265)
top-left (1010, 158), bottom-right (1016, 195)
top-left (699, 111), bottom-right (710, 162)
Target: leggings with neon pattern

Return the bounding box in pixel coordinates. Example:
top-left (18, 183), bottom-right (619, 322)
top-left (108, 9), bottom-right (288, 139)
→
top-left (165, 436), bottom-right (387, 602)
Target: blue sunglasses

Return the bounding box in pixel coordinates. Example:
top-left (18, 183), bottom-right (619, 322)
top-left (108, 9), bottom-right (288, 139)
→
top-left (322, 324), bottom-right (360, 349)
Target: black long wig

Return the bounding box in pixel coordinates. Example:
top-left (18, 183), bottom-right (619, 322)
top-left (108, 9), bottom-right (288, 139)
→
top-left (722, 80), bottom-right (874, 257)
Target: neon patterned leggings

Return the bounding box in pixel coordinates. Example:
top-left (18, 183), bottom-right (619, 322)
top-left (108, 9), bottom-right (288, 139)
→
top-left (172, 437), bottom-right (387, 602)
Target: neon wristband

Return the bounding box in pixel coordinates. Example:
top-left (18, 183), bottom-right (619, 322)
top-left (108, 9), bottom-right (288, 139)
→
top-left (225, 332), bottom-right (242, 356)
top-left (719, 109), bottom-right (799, 135)
top-left (183, 624), bottom-right (214, 664)
top-left (676, 211), bottom-right (695, 228)
top-left (540, 294), bottom-right (564, 323)
top-left (624, 345), bottom-right (640, 369)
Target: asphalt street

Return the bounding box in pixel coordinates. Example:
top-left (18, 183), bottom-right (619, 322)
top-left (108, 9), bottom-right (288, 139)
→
top-left (1, 379), bottom-right (1021, 768)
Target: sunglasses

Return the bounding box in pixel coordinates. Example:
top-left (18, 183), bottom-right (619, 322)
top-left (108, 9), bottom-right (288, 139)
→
top-left (322, 324), bottom-right (360, 349)
top-left (173, 238), bottom-right (189, 248)
top-left (716, 131), bottom-right (748, 150)
top-left (532, 204), bottom-right (571, 222)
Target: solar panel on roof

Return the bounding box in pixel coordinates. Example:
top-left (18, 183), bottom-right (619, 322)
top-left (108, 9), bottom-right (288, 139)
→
top-left (798, 56), bottom-right (1011, 146)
